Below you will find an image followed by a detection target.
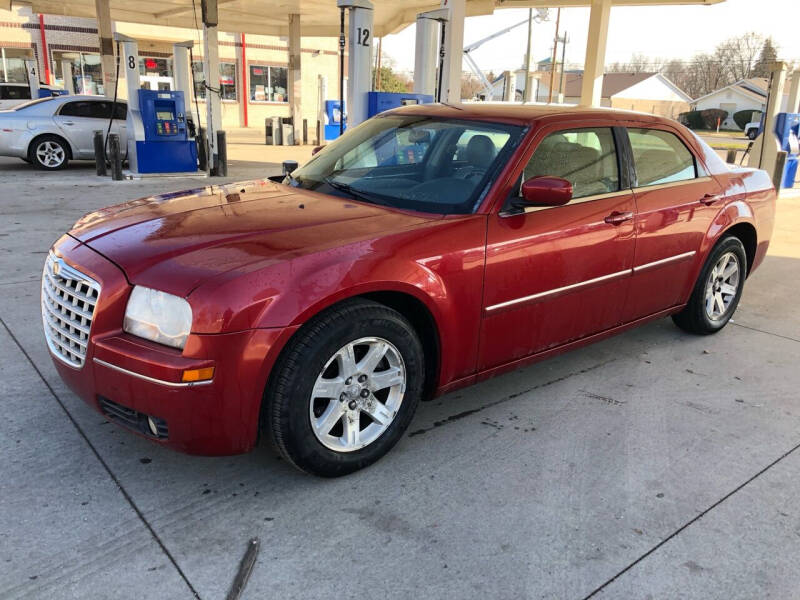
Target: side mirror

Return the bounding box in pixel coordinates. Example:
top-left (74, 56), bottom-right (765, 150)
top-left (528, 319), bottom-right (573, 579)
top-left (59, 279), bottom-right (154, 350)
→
top-left (519, 176), bottom-right (573, 207)
top-left (311, 145), bottom-right (324, 156)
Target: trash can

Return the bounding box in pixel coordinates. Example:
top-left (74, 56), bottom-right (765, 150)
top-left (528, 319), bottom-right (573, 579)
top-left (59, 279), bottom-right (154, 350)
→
top-left (264, 118), bottom-right (273, 145)
top-left (271, 116), bottom-right (282, 146)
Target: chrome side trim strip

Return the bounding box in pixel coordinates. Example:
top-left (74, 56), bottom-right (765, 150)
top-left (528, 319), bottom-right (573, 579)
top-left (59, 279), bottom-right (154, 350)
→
top-left (633, 251), bottom-right (697, 273)
top-left (485, 269), bottom-right (632, 312)
top-left (93, 358), bottom-right (214, 388)
top-left (631, 176), bottom-right (712, 193)
top-left (510, 190), bottom-right (633, 215)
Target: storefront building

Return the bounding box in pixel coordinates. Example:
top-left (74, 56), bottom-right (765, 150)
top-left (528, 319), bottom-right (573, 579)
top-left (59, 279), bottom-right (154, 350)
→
top-left (0, 4), bottom-right (340, 131)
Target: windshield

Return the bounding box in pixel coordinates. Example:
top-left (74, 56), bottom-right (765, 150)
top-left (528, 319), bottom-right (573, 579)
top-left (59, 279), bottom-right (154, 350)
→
top-left (11, 97), bottom-right (57, 111)
top-left (289, 114), bottom-right (526, 214)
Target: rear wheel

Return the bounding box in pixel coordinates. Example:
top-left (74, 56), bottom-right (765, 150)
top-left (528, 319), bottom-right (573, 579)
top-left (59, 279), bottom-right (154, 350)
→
top-left (672, 236), bottom-right (747, 335)
top-left (29, 135), bottom-right (69, 170)
top-left (266, 299), bottom-right (424, 477)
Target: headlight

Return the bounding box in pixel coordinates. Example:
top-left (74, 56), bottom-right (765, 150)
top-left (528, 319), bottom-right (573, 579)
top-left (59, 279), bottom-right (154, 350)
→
top-left (123, 286), bottom-right (192, 349)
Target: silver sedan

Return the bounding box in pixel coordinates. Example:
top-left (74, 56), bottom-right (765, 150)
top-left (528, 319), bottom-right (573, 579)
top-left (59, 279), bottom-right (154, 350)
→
top-left (0, 95), bottom-right (127, 170)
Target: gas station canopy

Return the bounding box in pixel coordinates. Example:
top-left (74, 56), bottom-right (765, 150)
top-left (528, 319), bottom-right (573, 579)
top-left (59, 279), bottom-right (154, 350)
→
top-left (1, 0), bottom-right (723, 37)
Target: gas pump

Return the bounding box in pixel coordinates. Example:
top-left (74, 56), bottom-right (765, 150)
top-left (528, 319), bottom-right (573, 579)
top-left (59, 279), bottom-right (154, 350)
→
top-left (114, 33), bottom-right (198, 175)
top-left (414, 9), bottom-right (448, 99)
top-left (24, 60), bottom-right (40, 100)
top-left (775, 112), bottom-right (800, 188)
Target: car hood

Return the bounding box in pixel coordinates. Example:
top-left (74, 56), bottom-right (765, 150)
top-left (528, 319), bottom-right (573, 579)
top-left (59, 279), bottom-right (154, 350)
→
top-left (70, 179), bottom-right (440, 297)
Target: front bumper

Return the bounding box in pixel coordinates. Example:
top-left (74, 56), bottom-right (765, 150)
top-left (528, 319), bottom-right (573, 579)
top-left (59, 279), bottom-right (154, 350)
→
top-left (47, 236), bottom-right (296, 456)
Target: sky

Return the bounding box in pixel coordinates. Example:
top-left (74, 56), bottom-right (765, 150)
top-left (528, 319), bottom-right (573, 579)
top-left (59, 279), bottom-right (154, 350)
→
top-left (380, 0), bottom-right (800, 77)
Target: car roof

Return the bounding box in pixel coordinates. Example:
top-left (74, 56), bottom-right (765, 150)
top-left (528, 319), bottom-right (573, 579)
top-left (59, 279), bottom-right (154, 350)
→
top-left (383, 102), bottom-right (672, 127)
top-left (1, 81), bottom-right (57, 89)
top-left (55, 95), bottom-right (126, 102)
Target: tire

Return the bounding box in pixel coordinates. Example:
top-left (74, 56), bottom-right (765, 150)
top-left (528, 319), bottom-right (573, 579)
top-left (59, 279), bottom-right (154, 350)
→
top-left (266, 299), bottom-right (425, 477)
top-left (747, 129), bottom-right (758, 140)
top-left (29, 135), bottom-right (69, 170)
top-left (672, 235), bottom-right (747, 335)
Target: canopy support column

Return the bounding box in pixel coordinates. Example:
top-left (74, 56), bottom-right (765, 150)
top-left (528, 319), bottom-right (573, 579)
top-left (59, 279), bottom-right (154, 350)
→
top-left (439, 0), bottom-right (464, 104)
top-left (579, 0), bottom-right (611, 107)
top-left (94, 0), bottom-right (116, 97)
top-left (288, 13), bottom-right (301, 144)
top-left (788, 70), bottom-right (800, 114)
top-left (202, 0), bottom-right (222, 175)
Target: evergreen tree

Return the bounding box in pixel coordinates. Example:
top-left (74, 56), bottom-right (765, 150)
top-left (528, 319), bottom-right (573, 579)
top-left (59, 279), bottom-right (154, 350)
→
top-left (752, 37), bottom-right (778, 78)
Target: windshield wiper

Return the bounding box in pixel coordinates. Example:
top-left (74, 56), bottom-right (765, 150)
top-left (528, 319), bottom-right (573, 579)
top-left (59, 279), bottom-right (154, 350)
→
top-left (323, 177), bottom-right (387, 206)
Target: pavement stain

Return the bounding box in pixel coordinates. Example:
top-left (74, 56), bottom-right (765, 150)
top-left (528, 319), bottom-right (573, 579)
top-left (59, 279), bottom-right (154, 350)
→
top-left (408, 358), bottom-right (616, 437)
top-left (579, 390), bottom-right (625, 406)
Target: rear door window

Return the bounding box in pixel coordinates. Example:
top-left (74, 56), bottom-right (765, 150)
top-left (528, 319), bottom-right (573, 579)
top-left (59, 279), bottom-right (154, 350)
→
top-left (60, 100), bottom-right (112, 119)
top-left (523, 127), bottom-right (620, 199)
top-left (628, 128), bottom-right (696, 186)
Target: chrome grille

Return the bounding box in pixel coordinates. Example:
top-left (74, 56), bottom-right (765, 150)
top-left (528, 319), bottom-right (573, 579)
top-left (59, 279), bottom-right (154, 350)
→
top-left (41, 253), bottom-right (100, 368)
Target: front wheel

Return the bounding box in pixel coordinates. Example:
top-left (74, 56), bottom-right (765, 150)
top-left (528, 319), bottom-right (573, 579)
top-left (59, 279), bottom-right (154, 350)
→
top-left (672, 236), bottom-right (747, 335)
top-left (266, 299), bottom-right (425, 477)
top-left (747, 129), bottom-right (758, 140)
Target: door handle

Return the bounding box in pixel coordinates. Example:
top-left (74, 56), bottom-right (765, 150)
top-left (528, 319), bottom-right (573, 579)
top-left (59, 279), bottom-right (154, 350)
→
top-left (699, 193), bottom-right (721, 206)
top-left (604, 211), bottom-right (634, 226)
top-left (62, 121), bottom-right (75, 126)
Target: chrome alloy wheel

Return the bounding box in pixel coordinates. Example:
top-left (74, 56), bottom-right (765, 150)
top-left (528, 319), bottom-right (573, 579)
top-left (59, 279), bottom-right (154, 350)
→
top-left (309, 337), bottom-right (406, 452)
top-left (36, 141), bottom-right (65, 168)
top-left (705, 251), bottom-right (740, 321)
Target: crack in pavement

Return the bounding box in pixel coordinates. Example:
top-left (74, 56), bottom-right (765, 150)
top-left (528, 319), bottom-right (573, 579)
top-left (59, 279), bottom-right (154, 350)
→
top-left (0, 317), bottom-right (202, 600)
top-left (731, 321), bottom-right (800, 344)
top-left (408, 358), bottom-right (616, 437)
top-left (581, 437), bottom-right (800, 599)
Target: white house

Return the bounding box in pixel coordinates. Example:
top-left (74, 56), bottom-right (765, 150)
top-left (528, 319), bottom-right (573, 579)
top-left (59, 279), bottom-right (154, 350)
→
top-left (478, 71), bottom-right (691, 119)
top-left (690, 78), bottom-right (793, 130)
top-left (544, 72), bottom-right (692, 119)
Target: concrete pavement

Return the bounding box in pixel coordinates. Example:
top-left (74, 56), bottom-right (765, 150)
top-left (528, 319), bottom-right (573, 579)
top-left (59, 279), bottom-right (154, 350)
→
top-left (1, 157), bottom-right (799, 599)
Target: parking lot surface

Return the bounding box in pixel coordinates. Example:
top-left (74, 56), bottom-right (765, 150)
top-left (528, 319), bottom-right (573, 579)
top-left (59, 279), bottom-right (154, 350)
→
top-left (1, 156), bottom-right (799, 599)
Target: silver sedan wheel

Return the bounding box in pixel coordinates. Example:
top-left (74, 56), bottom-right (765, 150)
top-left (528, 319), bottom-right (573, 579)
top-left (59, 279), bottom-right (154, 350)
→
top-left (36, 141), bottom-right (65, 168)
top-left (309, 336), bottom-right (406, 453)
top-left (705, 251), bottom-right (740, 321)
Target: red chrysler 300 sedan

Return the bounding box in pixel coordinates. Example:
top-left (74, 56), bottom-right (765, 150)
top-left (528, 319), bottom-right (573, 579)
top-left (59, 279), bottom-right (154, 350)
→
top-left (43, 104), bottom-right (775, 476)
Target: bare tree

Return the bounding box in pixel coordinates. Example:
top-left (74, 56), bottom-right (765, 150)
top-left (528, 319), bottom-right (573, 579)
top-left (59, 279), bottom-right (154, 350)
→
top-left (461, 73), bottom-right (486, 100)
top-left (716, 32), bottom-right (764, 81)
top-left (604, 31), bottom-right (784, 99)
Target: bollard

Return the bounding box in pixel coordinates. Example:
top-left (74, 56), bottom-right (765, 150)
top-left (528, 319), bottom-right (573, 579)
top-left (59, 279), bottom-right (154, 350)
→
top-left (316, 120), bottom-right (321, 146)
top-left (302, 119), bottom-right (308, 145)
top-left (108, 133), bottom-right (123, 181)
top-left (217, 130), bottom-right (228, 177)
top-left (197, 126), bottom-right (208, 172)
top-left (93, 130), bottom-right (107, 176)
top-left (725, 148), bottom-right (737, 164)
top-left (773, 151), bottom-right (787, 191)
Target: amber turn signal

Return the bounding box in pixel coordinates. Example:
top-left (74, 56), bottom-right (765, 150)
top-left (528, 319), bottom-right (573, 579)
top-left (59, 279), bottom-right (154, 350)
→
top-left (181, 367), bottom-right (215, 383)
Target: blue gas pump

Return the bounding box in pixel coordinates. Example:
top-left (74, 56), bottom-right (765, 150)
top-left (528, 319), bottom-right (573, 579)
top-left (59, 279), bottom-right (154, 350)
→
top-left (775, 112), bottom-right (800, 188)
top-left (324, 100), bottom-right (345, 141)
top-left (39, 88), bottom-right (68, 98)
top-left (366, 92), bottom-right (434, 117)
top-left (116, 33), bottom-right (197, 176)
top-left (133, 89), bottom-right (197, 173)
